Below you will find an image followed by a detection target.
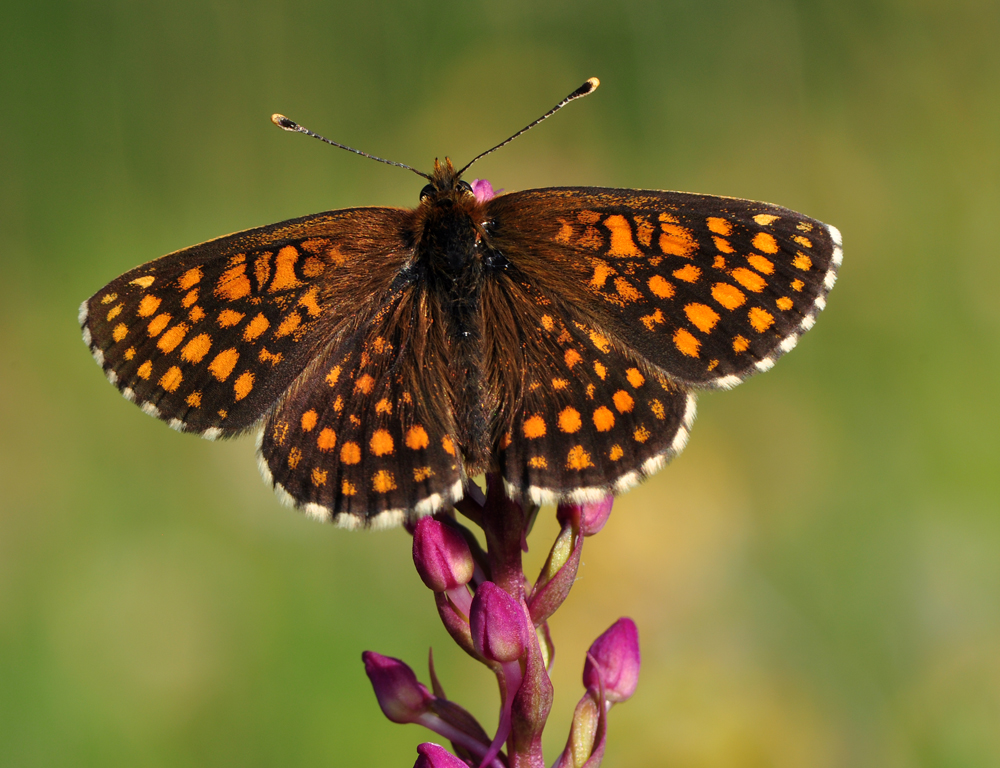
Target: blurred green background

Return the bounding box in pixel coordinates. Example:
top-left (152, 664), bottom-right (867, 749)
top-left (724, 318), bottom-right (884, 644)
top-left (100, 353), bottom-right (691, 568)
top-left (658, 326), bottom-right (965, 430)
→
top-left (2, 1), bottom-right (998, 766)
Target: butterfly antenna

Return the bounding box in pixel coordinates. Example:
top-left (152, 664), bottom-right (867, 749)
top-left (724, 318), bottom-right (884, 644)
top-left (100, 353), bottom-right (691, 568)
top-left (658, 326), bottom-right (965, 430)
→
top-left (456, 77), bottom-right (600, 177)
top-left (271, 114), bottom-right (432, 181)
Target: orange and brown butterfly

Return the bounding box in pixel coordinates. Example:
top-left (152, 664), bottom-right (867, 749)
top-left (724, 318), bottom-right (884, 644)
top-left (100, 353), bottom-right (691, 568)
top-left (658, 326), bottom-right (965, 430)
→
top-left (80, 78), bottom-right (841, 528)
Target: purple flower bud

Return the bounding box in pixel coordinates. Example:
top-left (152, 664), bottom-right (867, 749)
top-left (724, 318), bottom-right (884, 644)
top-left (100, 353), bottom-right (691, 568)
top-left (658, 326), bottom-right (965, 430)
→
top-left (582, 618), bottom-right (640, 703)
top-left (470, 582), bottom-right (530, 663)
top-left (470, 179), bottom-right (495, 203)
top-left (414, 742), bottom-right (471, 768)
top-left (362, 651), bottom-right (433, 723)
top-left (556, 496), bottom-right (613, 537)
top-left (413, 518), bottom-right (475, 592)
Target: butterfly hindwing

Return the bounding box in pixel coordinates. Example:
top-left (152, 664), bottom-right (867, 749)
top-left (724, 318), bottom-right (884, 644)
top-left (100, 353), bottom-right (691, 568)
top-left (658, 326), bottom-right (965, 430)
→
top-left (485, 188), bottom-right (842, 389)
top-left (258, 284), bottom-right (464, 527)
top-left (80, 208), bottom-right (411, 437)
top-left (481, 270), bottom-right (695, 503)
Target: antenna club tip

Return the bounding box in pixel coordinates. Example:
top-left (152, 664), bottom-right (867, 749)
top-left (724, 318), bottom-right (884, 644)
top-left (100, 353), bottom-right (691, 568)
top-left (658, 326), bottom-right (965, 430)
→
top-left (586, 77), bottom-right (600, 90)
top-left (271, 114), bottom-right (297, 130)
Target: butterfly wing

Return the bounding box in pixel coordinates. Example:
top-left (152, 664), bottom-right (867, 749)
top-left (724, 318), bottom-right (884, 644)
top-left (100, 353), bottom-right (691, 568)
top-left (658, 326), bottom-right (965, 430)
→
top-left (485, 188), bottom-right (841, 389)
top-left (257, 283), bottom-right (464, 527)
top-left (478, 271), bottom-right (695, 504)
top-left (80, 208), bottom-right (412, 438)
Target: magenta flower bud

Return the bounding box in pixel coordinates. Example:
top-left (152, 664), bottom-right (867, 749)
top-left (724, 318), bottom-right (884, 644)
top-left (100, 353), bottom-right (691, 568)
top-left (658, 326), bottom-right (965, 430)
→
top-left (582, 618), bottom-right (640, 703)
top-left (362, 651), bottom-right (433, 723)
top-left (413, 743), bottom-right (470, 768)
top-left (470, 178), bottom-right (495, 202)
top-left (556, 496), bottom-right (613, 537)
top-left (470, 582), bottom-right (530, 663)
top-left (413, 518), bottom-right (475, 592)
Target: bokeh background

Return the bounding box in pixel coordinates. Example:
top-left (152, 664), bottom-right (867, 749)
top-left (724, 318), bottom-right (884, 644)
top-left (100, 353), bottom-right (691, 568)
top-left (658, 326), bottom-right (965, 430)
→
top-left (3, 1), bottom-right (999, 766)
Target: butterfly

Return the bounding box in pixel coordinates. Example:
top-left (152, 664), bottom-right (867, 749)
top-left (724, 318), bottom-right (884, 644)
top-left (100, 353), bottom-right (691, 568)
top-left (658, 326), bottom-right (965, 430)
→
top-left (80, 78), bottom-right (841, 529)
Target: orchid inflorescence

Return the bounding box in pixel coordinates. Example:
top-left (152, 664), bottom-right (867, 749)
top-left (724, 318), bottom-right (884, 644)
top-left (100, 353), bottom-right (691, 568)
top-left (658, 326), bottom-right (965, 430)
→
top-left (363, 474), bottom-right (640, 768)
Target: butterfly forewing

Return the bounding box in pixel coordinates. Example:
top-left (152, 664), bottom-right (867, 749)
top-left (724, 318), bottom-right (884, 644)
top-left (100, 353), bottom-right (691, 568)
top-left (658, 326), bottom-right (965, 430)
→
top-left (486, 188), bottom-right (841, 389)
top-left (80, 208), bottom-right (411, 437)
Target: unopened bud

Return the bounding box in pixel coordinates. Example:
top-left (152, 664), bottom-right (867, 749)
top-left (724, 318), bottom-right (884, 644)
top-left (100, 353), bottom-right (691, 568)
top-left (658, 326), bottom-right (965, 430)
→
top-left (362, 652), bottom-right (433, 723)
top-left (470, 582), bottom-right (529, 664)
top-left (413, 742), bottom-right (470, 768)
top-left (582, 618), bottom-right (640, 703)
top-left (556, 496), bottom-right (613, 537)
top-left (413, 518), bottom-right (475, 592)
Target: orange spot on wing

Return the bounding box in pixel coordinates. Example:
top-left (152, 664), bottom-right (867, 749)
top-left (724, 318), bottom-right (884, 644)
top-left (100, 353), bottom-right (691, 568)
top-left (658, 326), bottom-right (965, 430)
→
top-left (130, 276), bottom-right (155, 288)
top-left (233, 371), bottom-right (254, 400)
top-left (414, 466), bottom-right (434, 482)
top-left (311, 469), bottom-right (327, 486)
top-left (604, 214), bottom-right (641, 256)
top-left (792, 235), bottom-right (812, 248)
top-left (626, 368), bottom-right (645, 388)
top-left (440, 436), bottom-right (457, 456)
top-left (528, 456), bottom-right (548, 469)
top-left (372, 471), bottom-right (397, 493)
top-left (731, 267), bottom-right (767, 293)
top-left (640, 308), bottom-right (665, 330)
top-left (793, 252), bottom-right (813, 270)
top-left (633, 426), bottom-right (651, 443)
top-left (301, 410), bottom-right (318, 431)
top-left (355, 374), bottom-right (375, 394)
top-left (181, 333), bottom-right (212, 363)
top-left (564, 349), bottom-right (582, 369)
top-left (552, 378), bottom-right (569, 390)
top-left (370, 429), bottom-right (394, 456)
top-left (566, 445), bottom-right (594, 470)
top-left (672, 264), bottom-right (701, 283)
top-left (592, 406), bottom-right (615, 432)
top-left (791, 279), bottom-right (805, 292)
top-left (159, 366), bottom-right (182, 392)
top-left (317, 428), bottom-right (337, 452)
top-left (208, 348), bottom-right (239, 381)
top-left (748, 307), bottom-right (775, 332)
top-left (753, 232), bottom-right (780, 254)
top-left (659, 224), bottom-right (697, 257)
top-left (590, 261), bottom-right (614, 289)
top-left (112, 323), bottom-right (128, 342)
top-left (593, 361), bottom-right (607, 380)
top-left (340, 442), bottom-right (361, 464)
top-left (747, 254), bottom-right (775, 274)
top-left (215, 263), bottom-right (251, 301)
top-left (287, 448), bottom-right (302, 469)
top-left (218, 309), bottom-right (244, 327)
top-left (147, 313), bottom-right (172, 337)
top-left (298, 287), bottom-right (322, 317)
top-left (406, 426), bottom-right (430, 450)
top-left (673, 328), bottom-right (701, 357)
top-left (707, 217), bottom-right (732, 235)
top-left (375, 398), bottom-right (392, 415)
top-left (555, 218), bottom-right (573, 244)
top-left (270, 246), bottom-right (302, 292)
top-left (558, 407), bottom-right (582, 433)
top-left (342, 480), bottom-right (357, 496)
top-left (776, 296), bottom-right (794, 311)
top-left (523, 415), bottom-right (547, 439)
top-left (181, 290), bottom-right (199, 308)
top-left (243, 313), bottom-right (269, 341)
top-left (178, 267), bottom-right (203, 290)
top-left (614, 277), bottom-right (641, 302)
top-left (275, 311), bottom-right (301, 338)
top-left (647, 275), bottom-right (674, 299)
top-left (186, 391), bottom-right (201, 408)
top-left (137, 295), bottom-right (161, 317)
top-left (635, 215), bottom-right (654, 246)
top-left (106, 304), bottom-right (123, 321)
top-left (157, 322), bottom-right (189, 353)
top-left (253, 253), bottom-right (272, 290)
top-left (733, 335), bottom-right (750, 352)
top-left (713, 236), bottom-right (734, 253)
top-left (613, 390), bottom-right (634, 413)
top-left (713, 282), bottom-right (746, 309)
top-left (754, 214), bottom-right (780, 226)
top-left (685, 303), bottom-right (720, 333)
top-left (188, 306), bottom-right (205, 323)
top-left (137, 360), bottom-right (152, 380)
top-left (650, 399), bottom-right (666, 419)
top-left (609, 445), bottom-right (624, 461)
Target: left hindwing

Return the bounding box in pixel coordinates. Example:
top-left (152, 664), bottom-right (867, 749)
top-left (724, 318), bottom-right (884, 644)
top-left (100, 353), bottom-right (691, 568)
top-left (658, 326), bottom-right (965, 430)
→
top-left (485, 188), bottom-right (842, 389)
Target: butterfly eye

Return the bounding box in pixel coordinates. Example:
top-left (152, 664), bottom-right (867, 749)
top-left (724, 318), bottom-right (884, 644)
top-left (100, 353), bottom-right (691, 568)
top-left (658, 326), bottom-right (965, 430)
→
top-left (458, 180), bottom-right (473, 194)
top-left (419, 184), bottom-right (435, 201)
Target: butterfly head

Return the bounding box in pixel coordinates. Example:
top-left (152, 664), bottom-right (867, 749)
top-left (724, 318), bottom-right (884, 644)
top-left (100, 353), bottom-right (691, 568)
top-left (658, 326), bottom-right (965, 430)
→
top-left (418, 158), bottom-right (476, 205)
